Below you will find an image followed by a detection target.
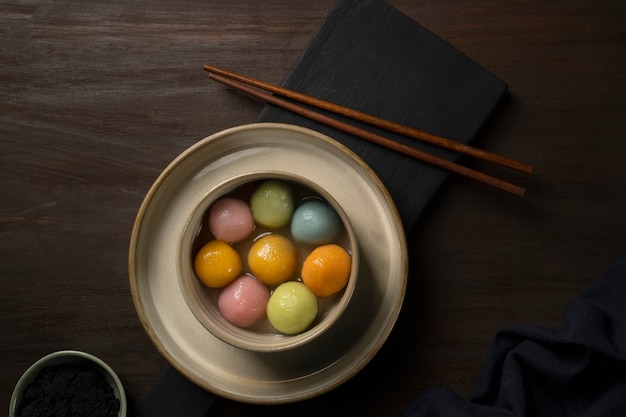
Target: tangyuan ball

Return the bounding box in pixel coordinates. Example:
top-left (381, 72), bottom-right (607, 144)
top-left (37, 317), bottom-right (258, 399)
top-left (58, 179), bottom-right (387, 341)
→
top-left (250, 180), bottom-right (294, 228)
top-left (247, 234), bottom-right (298, 287)
top-left (301, 244), bottom-right (351, 297)
top-left (194, 240), bottom-right (242, 288)
top-left (267, 281), bottom-right (318, 335)
top-left (290, 200), bottom-right (341, 245)
top-left (218, 275), bottom-right (270, 328)
top-left (208, 198), bottom-right (255, 243)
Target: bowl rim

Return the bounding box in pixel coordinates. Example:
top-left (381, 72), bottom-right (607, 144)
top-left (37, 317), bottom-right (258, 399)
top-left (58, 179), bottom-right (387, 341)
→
top-left (9, 350), bottom-right (127, 417)
top-left (177, 170), bottom-right (360, 352)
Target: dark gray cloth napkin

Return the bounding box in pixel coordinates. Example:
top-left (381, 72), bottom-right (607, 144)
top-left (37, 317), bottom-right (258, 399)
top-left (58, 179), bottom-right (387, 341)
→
top-left (257, 0), bottom-right (507, 231)
top-left (131, 367), bottom-right (215, 417)
top-left (402, 254), bottom-right (626, 417)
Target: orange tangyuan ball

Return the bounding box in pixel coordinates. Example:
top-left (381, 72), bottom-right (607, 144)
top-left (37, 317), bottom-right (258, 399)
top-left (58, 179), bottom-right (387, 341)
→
top-left (301, 244), bottom-right (351, 297)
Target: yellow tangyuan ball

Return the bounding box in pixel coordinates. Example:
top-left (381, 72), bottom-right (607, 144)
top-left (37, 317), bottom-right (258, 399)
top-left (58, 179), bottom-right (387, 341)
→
top-left (194, 240), bottom-right (242, 288)
top-left (247, 234), bottom-right (298, 287)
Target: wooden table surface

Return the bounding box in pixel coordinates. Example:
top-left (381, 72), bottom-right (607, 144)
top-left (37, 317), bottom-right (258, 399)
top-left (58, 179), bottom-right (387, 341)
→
top-left (2, 0), bottom-right (626, 415)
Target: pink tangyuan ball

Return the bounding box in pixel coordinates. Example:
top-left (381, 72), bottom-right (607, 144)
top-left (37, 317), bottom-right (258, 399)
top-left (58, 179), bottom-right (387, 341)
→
top-left (218, 275), bottom-right (270, 328)
top-left (208, 197), bottom-right (255, 243)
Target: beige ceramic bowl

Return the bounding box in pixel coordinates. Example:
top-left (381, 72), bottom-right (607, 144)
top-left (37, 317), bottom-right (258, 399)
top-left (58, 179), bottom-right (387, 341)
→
top-left (9, 350), bottom-right (127, 417)
top-left (178, 172), bottom-right (359, 352)
top-left (129, 123), bottom-right (408, 404)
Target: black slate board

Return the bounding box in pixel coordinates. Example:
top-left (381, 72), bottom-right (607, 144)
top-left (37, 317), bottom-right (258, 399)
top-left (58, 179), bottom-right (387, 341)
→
top-left (257, 0), bottom-right (507, 232)
top-left (133, 1), bottom-right (507, 415)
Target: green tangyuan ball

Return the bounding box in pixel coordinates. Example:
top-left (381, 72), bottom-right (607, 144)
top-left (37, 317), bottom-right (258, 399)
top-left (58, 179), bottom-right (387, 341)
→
top-left (250, 180), bottom-right (295, 228)
top-left (267, 281), bottom-right (318, 335)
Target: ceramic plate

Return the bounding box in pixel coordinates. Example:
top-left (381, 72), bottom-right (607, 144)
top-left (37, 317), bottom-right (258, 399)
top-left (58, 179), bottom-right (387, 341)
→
top-left (129, 123), bottom-right (407, 404)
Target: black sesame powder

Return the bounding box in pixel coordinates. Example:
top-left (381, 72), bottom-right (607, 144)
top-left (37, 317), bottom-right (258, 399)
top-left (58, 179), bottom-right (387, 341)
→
top-left (18, 363), bottom-right (120, 417)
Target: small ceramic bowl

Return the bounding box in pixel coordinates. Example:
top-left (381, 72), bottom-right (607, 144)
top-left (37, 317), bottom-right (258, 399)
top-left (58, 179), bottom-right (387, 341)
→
top-left (178, 171), bottom-right (359, 352)
top-left (9, 350), bottom-right (127, 417)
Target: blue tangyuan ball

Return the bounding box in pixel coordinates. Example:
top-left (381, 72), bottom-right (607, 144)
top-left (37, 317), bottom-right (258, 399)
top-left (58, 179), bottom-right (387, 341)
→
top-left (290, 200), bottom-right (341, 245)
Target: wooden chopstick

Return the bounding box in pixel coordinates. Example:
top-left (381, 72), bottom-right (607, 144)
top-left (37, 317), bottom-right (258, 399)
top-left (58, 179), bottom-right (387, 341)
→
top-left (205, 69), bottom-right (526, 197)
top-left (204, 64), bottom-right (532, 175)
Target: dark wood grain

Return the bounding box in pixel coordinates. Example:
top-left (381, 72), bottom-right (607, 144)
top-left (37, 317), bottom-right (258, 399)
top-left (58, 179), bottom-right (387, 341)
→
top-left (2, 0), bottom-right (626, 416)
